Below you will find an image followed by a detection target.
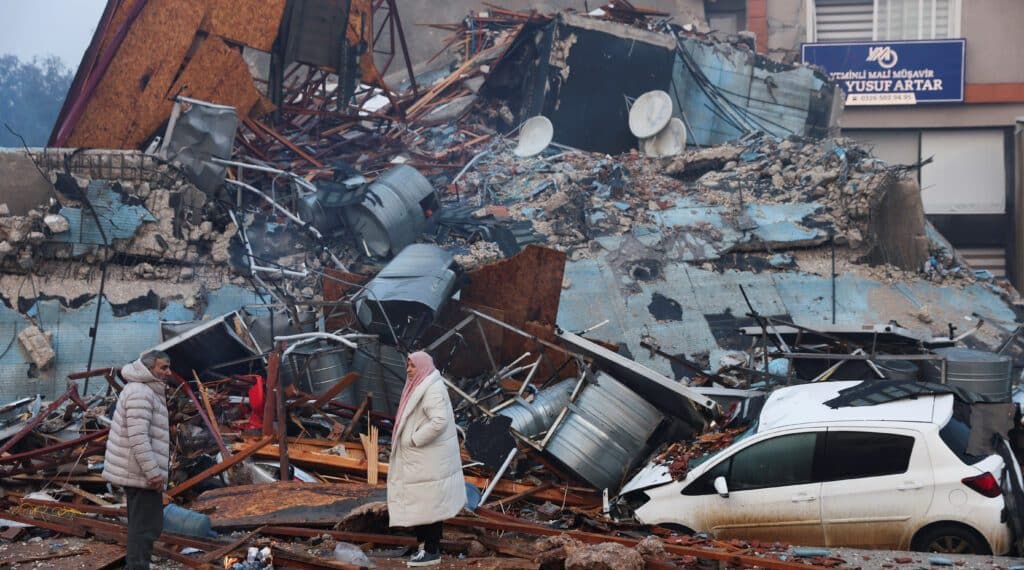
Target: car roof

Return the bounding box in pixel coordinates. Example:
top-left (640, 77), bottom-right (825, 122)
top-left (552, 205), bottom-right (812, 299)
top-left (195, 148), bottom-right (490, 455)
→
top-left (757, 380), bottom-right (953, 432)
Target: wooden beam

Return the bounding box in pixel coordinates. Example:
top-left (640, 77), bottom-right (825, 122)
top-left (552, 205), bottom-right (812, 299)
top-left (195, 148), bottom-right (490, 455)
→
top-left (238, 440), bottom-right (599, 506)
top-left (166, 436), bottom-right (273, 498)
top-left (60, 483), bottom-right (113, 506)
top-left (245, 117), bottom-right (325, 168)
top-left (341, 393), bottom-right (372, 441)
top-left (482, 481), bottom-right (553, 509)
top-left (293, 372), bottom-right (360, 411)
top-left (273, 352), bottom-right (291, 482)
top-left (262, 352), bottom-right (279, 438)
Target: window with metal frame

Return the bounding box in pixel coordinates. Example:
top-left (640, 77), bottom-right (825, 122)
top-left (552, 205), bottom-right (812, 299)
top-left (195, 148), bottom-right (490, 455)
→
top-left (811, 0), bottom-right (960, 42)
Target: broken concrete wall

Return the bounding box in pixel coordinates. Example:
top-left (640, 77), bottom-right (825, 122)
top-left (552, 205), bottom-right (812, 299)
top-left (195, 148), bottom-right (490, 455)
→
top-left (385, 0), bottom-right (705, 82)
top-left (0, 149), bottom-right (266, 401)
top-left (485, 14), bottom-right (677, 155)
top-left (0, 285), bottom-right (262, 403)
top-left (766, 0), bottom-right (806, 63)
top-left (867, 177), bottom-right (930, 270)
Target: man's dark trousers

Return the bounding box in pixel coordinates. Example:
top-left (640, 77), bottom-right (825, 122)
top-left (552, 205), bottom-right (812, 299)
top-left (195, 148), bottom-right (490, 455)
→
top-left (125, 486), bottom-right (163, 569)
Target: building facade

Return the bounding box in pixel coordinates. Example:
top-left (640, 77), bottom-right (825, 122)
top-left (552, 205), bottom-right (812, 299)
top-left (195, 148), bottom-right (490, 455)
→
top-left (710, 0), bottom-right (1024, 286)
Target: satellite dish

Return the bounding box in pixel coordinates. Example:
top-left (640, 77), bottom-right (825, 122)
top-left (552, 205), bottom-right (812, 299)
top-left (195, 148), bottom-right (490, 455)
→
top-left (644, 118), bottom-right (687, 157)
top-left (514, 116), bottom-right (554, 157)
top-left (629, 90), bottom-right (673, 139)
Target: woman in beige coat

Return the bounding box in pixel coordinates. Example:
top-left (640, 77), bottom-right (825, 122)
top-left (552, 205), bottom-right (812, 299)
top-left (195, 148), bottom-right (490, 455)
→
top-left (388, 351), bottom-right (466, 567)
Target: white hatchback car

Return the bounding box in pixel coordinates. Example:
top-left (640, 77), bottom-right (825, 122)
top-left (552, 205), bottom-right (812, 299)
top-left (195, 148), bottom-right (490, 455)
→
top-left (620, 381), bottom-right (1020, 555)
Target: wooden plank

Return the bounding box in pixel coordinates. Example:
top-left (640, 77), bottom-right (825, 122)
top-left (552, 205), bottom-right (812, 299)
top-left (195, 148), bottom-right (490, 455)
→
top-left (167, 436), bottom-right (273, 498)
top-left (341, 394), bottom-right (372, 440)
top-left (246, 118), bottom-right (325, 167)
top-left (296, 372), bottom-right (360, 412)
top-left (359, 425), bottom-right (379, 485)
top-left (237, 440), bottom-right (599, 506)
top-left (194, 482), bottom-right (385, 528)
top-left (262, 351), bottom-right (280, 438)
top-left (482, 481), bottom-right (553, 509)
top-left (406, 54), bottom-right (484, 119)
top-left (60, 483), bottom-right (113, 507)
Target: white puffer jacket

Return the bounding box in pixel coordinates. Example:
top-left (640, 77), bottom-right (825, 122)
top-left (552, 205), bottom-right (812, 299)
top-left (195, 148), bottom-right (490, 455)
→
top-left (387, 371), bottom-right (467, 527)
top-left (102, 359), bottom-right (170, 489)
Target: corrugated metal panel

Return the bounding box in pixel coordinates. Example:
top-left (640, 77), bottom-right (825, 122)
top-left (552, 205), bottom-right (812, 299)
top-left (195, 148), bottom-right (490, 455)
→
top-left (960, 247), bottom-right (1007, 278)
top-left (544, 372), bottom-right (664, 491)
top-left (816, 0), bottom-right (874, 42)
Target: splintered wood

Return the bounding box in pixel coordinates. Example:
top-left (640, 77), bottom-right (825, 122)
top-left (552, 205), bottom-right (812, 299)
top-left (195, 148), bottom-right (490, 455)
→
top-left (360, 425), bottom-right (380, 485)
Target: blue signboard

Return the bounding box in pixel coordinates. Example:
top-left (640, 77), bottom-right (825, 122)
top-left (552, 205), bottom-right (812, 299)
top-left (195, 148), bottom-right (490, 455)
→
top-left (801, 39), bottom-right (965, 105)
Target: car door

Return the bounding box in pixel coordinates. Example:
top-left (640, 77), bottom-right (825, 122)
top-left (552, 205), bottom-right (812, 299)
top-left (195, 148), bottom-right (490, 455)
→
top-left (819, 428), bottom-right (934, 548)
top-left (683, 431), bottom-right (826, 545)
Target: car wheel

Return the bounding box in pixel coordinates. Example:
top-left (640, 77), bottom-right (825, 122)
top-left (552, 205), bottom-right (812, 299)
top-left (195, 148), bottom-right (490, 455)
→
top-left (912, 524), bottom-right (990, 555)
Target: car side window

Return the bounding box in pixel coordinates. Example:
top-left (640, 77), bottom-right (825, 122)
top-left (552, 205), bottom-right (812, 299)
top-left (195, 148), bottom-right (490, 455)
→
top-left (728, 432), bottom-right (818, 491)
top-left (682, 456), bottom-right (731, 496)
top-left (823, 431), bottom-right (914, 481)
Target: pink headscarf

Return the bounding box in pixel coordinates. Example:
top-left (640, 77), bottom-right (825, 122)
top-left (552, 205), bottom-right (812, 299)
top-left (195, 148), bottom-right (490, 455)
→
top-left (394, 351), bottom-right (437, 432)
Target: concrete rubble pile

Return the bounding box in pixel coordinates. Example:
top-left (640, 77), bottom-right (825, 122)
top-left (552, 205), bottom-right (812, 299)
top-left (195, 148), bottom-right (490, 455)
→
top-left (2, 1), bottom-right (1024, 569)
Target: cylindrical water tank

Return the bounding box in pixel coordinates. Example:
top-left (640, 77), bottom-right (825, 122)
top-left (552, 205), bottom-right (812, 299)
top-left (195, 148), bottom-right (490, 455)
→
top-left (543, 373), bottom-right (664, 491)
top-left (288, 342), bottom-right (353, 398)
top-left (922, 347), bottom-right (1013, 400)
top-left (351, 342), bottom-right (407, 415)
top-left (498, 381), bottom-right (575, 437)
top-left (874, 358), bottom-right (920, 381)
top-left (345, 165), bottom-right (436, 258)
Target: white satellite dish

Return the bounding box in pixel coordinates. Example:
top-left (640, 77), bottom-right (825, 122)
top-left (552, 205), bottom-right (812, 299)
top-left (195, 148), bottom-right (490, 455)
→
top-left (643, 118), bottom-right (687, 157)
top-left (514, 116), bottom-right (554, 157)
top-left (629, 90), bottom-right (673, 139)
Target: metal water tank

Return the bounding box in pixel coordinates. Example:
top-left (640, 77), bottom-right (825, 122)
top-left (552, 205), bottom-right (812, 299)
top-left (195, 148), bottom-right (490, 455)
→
top-left (245, 307), bottom-right (317, 353)
top-left (544, 373), bottom-right (664, 491)
top-left (351, 342), bottom-right (407, 415)
top-left (498, 381), bottom-right (575, 437)
top-left (289, 342), bottom-right (353, 398)
top-left (874, 358), bottom-right (920, 381)
top-left (345, 165), bottom-right (436, 257)
top-left (923, 347), bottom-right (1013, 400)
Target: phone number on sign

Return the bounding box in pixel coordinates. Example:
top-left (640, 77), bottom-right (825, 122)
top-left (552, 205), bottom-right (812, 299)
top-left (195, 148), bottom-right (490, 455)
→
top-left (845, 92), bottom-right (917, 105)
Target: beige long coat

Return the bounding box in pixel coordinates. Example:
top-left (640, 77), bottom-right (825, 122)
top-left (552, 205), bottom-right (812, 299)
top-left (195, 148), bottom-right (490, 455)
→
top-left (387, 371), bottom-right (467, 527)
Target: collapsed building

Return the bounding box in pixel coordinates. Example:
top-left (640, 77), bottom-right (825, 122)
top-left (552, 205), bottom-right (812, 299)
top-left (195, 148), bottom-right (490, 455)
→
top-left (2, 1), bottom-right (1024, 568)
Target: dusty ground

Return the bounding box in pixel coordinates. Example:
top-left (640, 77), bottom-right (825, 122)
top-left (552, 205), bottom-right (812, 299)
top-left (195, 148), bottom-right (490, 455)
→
top-left (3, 536), bottom-right (1024, 568)
top-left (807, 547), bottom-right (1024, 570)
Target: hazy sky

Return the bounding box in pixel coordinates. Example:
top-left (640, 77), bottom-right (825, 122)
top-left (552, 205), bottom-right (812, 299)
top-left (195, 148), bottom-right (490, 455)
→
top-left (0, 0), bottom-right (107, 69)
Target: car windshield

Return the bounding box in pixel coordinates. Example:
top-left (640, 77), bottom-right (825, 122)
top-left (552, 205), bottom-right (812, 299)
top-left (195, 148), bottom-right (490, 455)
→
top-left (689, 420), bottom-right (759, 469)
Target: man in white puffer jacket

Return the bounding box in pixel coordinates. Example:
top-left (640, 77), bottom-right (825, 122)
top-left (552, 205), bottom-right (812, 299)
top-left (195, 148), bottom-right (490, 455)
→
top-left (103, 350), bottom-right (172, 570)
